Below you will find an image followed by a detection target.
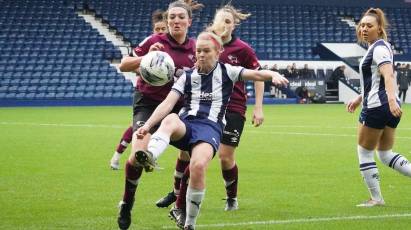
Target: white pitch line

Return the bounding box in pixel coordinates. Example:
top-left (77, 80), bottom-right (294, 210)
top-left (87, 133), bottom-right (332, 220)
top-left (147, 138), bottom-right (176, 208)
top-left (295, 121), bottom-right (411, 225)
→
top-left (247, 130), bottom-right (356, 137)
top-left (246, 124), bottom-right (357, 129)
top-left (162, 213), bottom-right (411, 229)
top-left (246, 130), bottom-right (411, 140)
top-left (1, 121), bottom-right (410, 139)
top-left (0, 121), bottom-right (124, 129)
top-left (245, 124), bottom-right (411, 130)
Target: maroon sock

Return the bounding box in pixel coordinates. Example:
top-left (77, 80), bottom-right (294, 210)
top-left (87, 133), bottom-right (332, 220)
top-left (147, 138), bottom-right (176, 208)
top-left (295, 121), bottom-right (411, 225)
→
top-left (222, 164), bottom-right (238, 198)
top-left (175, 166), bottom-right (190, 210)
top-left (116, 126), bottom-right (133, 154)
top-left (123, 161), bottom-right (143, 203)
top-left (174, 158), bottom-right (189, 194)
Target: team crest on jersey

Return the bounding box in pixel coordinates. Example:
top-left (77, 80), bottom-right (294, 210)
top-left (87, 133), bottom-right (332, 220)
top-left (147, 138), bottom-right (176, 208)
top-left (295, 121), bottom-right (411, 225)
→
top-left (188, 54), bottom-right (196, 63)
top-left (228, 55), bottom-right (239, 64)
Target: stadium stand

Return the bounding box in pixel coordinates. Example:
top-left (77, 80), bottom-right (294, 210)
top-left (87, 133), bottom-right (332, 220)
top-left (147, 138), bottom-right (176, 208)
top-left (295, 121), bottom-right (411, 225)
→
top-left (0, 0), bottom-right (131, 105)
top-left (0, 0), bottom-right (410, 105)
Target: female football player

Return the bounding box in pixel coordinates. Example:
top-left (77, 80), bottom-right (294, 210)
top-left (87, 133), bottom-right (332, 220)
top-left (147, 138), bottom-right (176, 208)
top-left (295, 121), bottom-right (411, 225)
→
top-left (156, 5), bottom-right (267, 218)
top-left (347, 8), bottom-right (409, 207)
top-left (110, 9), bottom-right (168, 170)
top-left (135, 31), bottom-right (288, 230)
top-left (115, 1), bottom-right (202, 229)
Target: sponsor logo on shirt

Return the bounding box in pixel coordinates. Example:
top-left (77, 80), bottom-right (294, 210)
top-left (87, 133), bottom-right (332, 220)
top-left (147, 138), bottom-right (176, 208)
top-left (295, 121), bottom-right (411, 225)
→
top-left (199, 92), bottom-right (214, 101)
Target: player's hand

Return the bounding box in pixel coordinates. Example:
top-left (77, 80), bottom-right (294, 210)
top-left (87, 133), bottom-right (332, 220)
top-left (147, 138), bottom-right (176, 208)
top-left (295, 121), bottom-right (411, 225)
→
top-left (346, 97), bottom-right (361, 113)
top-left (388, 99), bottom-right (402, 117)
top-left (252, 106), bottom-right (264, 127)
top-left (136, 125), bottom-right (150, 139)
top-left (271, 72), bottom-right (289, 87)
top-left (149, 42), bottom-right (164, 52)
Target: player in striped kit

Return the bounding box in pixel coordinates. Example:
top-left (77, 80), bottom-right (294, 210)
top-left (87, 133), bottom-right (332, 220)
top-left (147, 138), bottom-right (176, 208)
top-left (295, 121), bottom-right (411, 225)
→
top-left (156, 5), bottom-right (266, 216)
top-left (135, 31), bottom-right (288, 230)
top-left (347, 8), bottom-right (410, 207)
top-left (115, 1), bottom-right (203, 229)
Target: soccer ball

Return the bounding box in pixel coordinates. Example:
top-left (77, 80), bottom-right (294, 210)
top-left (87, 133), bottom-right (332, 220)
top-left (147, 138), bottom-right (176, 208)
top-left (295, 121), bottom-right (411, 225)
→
top-left (139, 51), bottom-right (175, 86)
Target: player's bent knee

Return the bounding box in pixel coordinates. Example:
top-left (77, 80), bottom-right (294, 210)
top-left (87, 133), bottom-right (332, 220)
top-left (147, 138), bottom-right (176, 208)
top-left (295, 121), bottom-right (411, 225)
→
top-left (160, 114), bottom-right (181, 130)
top-left (190, 161), bottom-right (207, 175)
top-left (163, 113), bottom-right (179, 123)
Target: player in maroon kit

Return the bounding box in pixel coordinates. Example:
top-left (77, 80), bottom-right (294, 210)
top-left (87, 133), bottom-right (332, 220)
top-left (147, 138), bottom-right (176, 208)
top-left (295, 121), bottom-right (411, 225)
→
top-left (115, 1), bottom-right (203, 229)
top-left (110, 9), bottom-right (168, 170)
top-left (156, 4), bottom-right (270, 228)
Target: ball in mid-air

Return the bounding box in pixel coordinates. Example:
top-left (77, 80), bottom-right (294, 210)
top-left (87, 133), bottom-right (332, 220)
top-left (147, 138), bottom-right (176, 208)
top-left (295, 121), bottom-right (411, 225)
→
top-left (139, 51), bottom-right (175, 86)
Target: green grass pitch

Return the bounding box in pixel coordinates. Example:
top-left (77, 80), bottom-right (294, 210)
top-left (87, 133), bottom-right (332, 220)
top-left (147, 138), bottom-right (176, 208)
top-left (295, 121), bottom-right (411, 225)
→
top-left (1, 104), bottom-right (411, 229)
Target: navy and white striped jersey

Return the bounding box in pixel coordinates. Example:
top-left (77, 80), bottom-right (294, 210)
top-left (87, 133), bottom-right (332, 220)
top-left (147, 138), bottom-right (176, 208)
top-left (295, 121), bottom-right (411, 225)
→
top-left (359, 39), bottom-right (396, 109)
top-left (172, 62), bottom-right (244, 127)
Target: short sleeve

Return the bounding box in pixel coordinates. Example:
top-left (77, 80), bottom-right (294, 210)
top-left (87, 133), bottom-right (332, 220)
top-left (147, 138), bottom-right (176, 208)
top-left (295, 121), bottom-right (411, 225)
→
top-left (373, 45), bottom-right (393, 67)
top-left (225, 64), bottom-right (245, 82)
top-left (171, 72), bottom-right (186, 95)
top-left (242, 47), bottom-right (261, 70)
top-left (133, 35), bottom-right (154, 57)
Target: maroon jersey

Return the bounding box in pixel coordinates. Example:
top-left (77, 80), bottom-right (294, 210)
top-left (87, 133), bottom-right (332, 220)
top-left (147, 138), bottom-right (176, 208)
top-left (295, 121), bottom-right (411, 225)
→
top-left (134, 33), bottom-right (196, 103)
top-left (219, 35), bottom-right (260, 117)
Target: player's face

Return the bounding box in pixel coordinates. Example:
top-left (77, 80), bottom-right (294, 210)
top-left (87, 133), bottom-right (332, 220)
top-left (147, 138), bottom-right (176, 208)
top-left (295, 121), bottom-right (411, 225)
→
top-left (359, 15), bottom-right (381, 44)
top-left (153, 21), bottom-right (167, 34)
top-left (213, 11), bottom-right (235, 38)
top-left (196, 38), bottom-right (219, 71)
top-left (167, 7), bottom-right (192, 37)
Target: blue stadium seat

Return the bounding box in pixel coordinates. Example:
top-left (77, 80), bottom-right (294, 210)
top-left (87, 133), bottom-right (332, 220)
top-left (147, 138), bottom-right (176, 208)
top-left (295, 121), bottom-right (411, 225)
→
top-left (1, 0), bottom-right (410, 102)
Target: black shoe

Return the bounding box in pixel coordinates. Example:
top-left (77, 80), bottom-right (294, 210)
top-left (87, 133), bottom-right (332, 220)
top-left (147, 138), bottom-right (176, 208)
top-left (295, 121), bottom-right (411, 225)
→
top-left (168, 206), bottom-right (182, 222)
top-left (168, 206), bottom-right (185, 229)
top-left (117, 200), bottom-right (134, 230)
top-left (176, 210), bottom-right (186, 229)
top-left (156, 191), bottom-right (177, 208)
top-left (224, 197), bottom-right (238, 211)
top-left (135, 150), bottom-right (156, 172)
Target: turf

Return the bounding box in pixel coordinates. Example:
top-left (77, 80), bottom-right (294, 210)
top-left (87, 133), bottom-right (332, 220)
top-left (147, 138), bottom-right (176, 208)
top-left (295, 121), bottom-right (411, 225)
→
top-left (0, 104), bottom-right (410, 229)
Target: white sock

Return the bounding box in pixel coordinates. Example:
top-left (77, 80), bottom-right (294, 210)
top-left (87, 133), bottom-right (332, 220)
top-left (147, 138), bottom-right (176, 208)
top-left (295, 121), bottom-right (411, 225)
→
top-left (112, 152), bottom-right (122, 161)
top-left (185, 187), bottom-right (205, 227)
top-left (378, 150), bottom-right (411, 177)
top-left (357, 145), bottom-right (383, 201)
top-left (147, 132), bottom-right (170, 159)
top-left (173, 170), bottom-right (184, 195)
top-left (120, 140), bottom-right (129, 147)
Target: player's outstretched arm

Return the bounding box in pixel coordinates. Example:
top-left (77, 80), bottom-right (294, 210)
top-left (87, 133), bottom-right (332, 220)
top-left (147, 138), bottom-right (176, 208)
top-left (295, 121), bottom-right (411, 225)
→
top-left (119, 56), bottom-right (143, 72)
top-left (242, 69), bottom-right (289, 87)
top-left (136, 91), bottom-right (180, 138)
